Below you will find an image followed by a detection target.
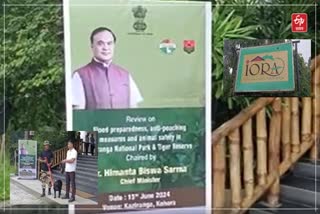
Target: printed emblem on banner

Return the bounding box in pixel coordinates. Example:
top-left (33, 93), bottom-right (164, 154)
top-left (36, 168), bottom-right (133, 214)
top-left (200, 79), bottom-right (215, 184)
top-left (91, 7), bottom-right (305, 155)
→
top-left (159, 39), bottom-right (176, 54)
top-left (132, 6), bottom-right (148, 32)
top-left (184, 40), bottom-right (195, 54)
top-left (291, 13), bottom-right (308, 32)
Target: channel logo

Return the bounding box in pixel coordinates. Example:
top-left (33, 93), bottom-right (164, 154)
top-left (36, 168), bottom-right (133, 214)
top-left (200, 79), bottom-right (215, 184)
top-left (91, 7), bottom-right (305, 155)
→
top-left (291, 13), bottom-right (308, 33)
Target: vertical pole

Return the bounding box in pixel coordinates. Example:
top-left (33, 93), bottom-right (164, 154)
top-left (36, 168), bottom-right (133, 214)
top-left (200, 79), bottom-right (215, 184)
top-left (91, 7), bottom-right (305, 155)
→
top-left (14, 149), bottom-right (16, 169)
top-left (229, 128), bottom-right (241, 210)
top-left (267, 98), bottom-right (282, 207)
top-left (282, 98), bottom-right (291, 163)
top-left (213, 138), bottom-right (226, 213)
top-left (233, 44), bottom-right (241, 96)
top-left (311, 56), bottom-right (320, 161)
top-left (293, 41), bottom-right (300, 95)
top-left (257, 108), bottom-right (267, 186)
top-left (291, 98), bottom-right (300, 156)
top-left (24, 131), bottom-right (29, 140)
top-left (242, 118), bottom-right (254, 199)
top-left (14, 149), bottom-right (17, 174)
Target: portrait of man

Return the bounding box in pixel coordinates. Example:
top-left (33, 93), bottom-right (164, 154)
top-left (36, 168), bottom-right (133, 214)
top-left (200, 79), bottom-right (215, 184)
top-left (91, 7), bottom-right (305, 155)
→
top-left (72, 27), bottom-right (143, 110)
top-left (19, 143), bottom-right (28, 155)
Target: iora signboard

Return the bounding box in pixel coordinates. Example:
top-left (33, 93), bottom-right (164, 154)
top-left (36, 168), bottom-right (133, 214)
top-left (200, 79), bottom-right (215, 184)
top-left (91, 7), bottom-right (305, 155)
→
top-left (234, 42), bottom-right (295, 93)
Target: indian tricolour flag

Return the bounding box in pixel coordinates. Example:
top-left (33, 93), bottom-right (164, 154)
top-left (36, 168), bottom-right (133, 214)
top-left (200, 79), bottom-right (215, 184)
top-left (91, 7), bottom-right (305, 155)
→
top-left (159, 39), bottom-right (176, 54)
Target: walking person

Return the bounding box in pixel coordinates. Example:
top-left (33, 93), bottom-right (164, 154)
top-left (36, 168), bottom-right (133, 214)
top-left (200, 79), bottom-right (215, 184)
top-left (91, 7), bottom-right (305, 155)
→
top-left (61, 141), bottom-right (77, 202)
top-left (75, 131), bottom-right (81, 152)
top-left (90, 133), bottom-right (96, 156)
top-left (38, 141), bottom-right (54, 197)
top-left (84, 133), bottom-right (90, 155)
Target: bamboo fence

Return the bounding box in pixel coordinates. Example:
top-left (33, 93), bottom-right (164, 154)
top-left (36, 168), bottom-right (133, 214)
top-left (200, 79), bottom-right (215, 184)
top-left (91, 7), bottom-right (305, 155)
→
top-left (212, 56), bottom-right (320, 213)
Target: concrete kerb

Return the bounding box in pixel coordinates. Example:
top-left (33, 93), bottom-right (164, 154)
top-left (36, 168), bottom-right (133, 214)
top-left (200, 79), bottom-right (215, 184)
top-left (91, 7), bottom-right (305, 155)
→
top-left (10, 177), bottom-right (96, 205)
top-left (10, 178), bottom-right (57, 205)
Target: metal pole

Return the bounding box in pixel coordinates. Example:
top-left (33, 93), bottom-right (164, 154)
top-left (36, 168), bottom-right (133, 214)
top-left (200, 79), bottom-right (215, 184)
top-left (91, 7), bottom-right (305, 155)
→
top-left (233, 44), bottom-right (241, 96)
top-left (14, 150), bottom-right (16, 170)
top-left (15, 149), bottom-right (18, 175)
top-left (292, 40), bottom-right (300, 95)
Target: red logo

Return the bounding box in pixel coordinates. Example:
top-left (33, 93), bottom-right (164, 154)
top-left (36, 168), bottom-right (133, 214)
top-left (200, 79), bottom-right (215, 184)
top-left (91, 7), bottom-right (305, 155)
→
top-left (291, 13), bottom-right (308, 32)
top-left (183, 40), bottom-right (195, 54)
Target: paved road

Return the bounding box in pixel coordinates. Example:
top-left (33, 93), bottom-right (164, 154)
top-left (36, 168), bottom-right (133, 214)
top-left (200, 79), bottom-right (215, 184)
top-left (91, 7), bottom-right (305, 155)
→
top-left (10, 181), bottom-right (48, 205)
top-left (10, 176), bottom-right (96, 205)
top-left (2, 182), bottom-right (68, 214)
top-left (0, 200), bottom-right (10, 208)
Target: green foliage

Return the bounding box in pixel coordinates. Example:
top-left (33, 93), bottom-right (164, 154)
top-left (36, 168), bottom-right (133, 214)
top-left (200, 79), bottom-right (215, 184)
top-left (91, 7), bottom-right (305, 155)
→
top-left (5, 130), bottom-right (24, 164)
top-left (0, 144), bottom-right (10, 201)
top-left (296, 53), bottom-right (311, 97)
top-left (212, 3), bottom-right (257, 109)
top-left (32, 129), bottom-right (69, 156)
top-left (0, 0), bottom-right (65, 132)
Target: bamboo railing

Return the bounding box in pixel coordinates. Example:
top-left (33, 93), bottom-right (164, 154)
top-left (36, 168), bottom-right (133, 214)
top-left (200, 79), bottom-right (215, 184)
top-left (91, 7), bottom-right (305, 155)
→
top-left (212, 56), bottom-right (319, 213)
top-left (37, 146), bottom-right (68, 178)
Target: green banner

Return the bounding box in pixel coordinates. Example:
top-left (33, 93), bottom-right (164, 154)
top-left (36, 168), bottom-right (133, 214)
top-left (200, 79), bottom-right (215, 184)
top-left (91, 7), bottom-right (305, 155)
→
top-left (65, 0), bottom-right (211, 211)
top-left (18, 140), bottom-right (37, 179)
top-left (74, 108), bottom-right (206, 209)
top-left (75, 108), bottom-right (205, 190)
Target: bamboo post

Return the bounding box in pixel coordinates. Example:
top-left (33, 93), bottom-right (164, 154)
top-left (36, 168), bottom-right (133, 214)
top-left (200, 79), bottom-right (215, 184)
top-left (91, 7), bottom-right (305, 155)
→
top-left (267, 98), bottom-right (281, 207)
top-left (256, 108), bottom-right (267, 186)
top-left (291, 98), bottom-right (300, 157)
top-left (229, 128), bottom-right (241, 209)
top-left (213, 137), bottom-right (226, 212)
top-left (242, 118), bottom-right (254, 199)
top-left (302, 98), bottom-right (312, 144)
top-left (281, 98), bottom-right (291, 163)
top-left (311, 58), bottom-right (320, 160)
